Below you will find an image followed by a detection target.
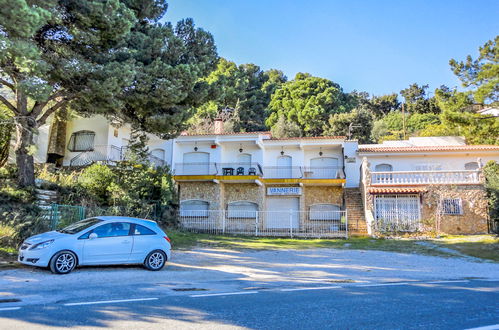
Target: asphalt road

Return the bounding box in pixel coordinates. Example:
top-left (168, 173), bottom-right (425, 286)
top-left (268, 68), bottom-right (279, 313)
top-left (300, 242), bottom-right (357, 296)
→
top-left (1, 279), bottom-right (498, 329)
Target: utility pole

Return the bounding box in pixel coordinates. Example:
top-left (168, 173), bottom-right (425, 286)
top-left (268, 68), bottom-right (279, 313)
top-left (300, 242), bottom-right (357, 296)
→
top-left (402, 103), bottom-right (407, 140)
top-left (348, 123), bottom-right (362, 140)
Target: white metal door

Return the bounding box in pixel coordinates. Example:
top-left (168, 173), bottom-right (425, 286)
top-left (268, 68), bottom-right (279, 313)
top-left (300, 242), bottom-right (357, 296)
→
top-left (183, 152), bottom-right (210, 174)
top-left (309, 157), bottom-right (338, 178)
top-left (276, 156), bottom-right (292, 178)
top-left (265, 197), bottom-right (299, 228)
top-left (374, 195), bottom-right (421, 231)
top-left (236, 153), bottom-right (252, 175)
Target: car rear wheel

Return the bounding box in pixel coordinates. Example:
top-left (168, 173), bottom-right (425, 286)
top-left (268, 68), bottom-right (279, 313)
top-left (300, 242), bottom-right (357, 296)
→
top-left (49, 250), bottom-right (77, 274)
top-left (144, 250), bottom-right (166, 271)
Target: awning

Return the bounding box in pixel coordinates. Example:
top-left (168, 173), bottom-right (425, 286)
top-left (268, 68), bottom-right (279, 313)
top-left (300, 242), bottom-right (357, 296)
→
top-left (368, 187), bottom-right (427, 194)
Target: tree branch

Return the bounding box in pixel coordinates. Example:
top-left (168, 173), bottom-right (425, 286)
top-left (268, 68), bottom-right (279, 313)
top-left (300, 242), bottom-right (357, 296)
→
top-left (0, 94), bottom-right (18, 115)
top-left (0, 78), bottom-right (15, 91)
top-left (31, 90), bottom-right (67, 118)
top-left (36, 99), bottom-right (68, 125)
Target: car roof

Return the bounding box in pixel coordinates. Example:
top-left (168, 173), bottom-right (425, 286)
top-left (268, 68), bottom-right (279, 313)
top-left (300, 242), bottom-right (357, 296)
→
top-left (92, 216), bottom-right (158, 227)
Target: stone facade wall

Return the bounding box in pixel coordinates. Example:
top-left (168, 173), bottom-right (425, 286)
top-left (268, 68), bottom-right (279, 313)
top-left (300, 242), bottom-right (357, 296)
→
top-left (303, 186), bottom-right (343, 210)
top-left (223, 183), bottom-right (265, 210)
top-left (178, 182), bottom-right (222, 210)
top-left (422, 185), bottom-right (489, 234)
top-left (364, 184), bottom-right (489, 235)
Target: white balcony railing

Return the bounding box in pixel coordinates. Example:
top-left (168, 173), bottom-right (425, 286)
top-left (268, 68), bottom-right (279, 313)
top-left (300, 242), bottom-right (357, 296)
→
top-left (371, 170), bottom-right (481, 185)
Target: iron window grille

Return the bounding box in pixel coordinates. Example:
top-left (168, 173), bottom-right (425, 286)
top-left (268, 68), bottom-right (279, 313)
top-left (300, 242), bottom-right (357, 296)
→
top-left (67, 131), bottom-right (95, 152)
top-left (441, 198), bottom-right (463, 215)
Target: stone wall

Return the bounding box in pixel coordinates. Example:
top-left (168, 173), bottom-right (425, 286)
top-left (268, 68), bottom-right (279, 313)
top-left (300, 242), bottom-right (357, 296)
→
top-left (303, 186), bottom-right (343, 210)
top-left (422, 185), bottom-right (489, 234)
top-left (178, 182), bottom-right (222, 210)
top-left (223, 183), bottom-right (265, 210)
top-left (364, 184), bottom-right (489, 235)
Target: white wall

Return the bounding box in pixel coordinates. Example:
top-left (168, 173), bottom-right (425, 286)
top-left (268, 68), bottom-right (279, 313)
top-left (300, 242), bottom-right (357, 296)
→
top-left (62, 116), bottom-right (110, 166)
top-left (220, 143), bottom-right (263, 165)
top-left (365, 152), bottom-right (499, 172)
top-left (343, 141), bottom-right (360, 188)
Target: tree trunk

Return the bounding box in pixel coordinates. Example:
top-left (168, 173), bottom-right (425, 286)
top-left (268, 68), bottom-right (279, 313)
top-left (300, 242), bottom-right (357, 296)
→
top-left (15, 117), bottom-right (37, 187)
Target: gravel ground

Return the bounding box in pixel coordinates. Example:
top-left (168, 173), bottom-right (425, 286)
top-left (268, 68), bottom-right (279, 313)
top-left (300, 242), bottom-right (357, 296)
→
top-left (1, 247), bottom-right (499, 290)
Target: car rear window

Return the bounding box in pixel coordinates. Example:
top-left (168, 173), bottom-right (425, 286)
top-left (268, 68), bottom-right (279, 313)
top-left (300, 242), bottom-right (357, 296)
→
top-left (133, 224), bottom-right (156, 235)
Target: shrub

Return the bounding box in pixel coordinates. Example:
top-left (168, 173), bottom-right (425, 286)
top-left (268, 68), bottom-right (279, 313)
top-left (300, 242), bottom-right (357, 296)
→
top-left (483, 161), bottom-right (499, 233)
top-left (78, 164), bottom-right (116, 204)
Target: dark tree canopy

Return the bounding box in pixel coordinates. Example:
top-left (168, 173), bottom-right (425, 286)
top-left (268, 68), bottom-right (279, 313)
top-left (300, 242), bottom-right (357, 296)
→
top-left (450, 35), bottom-right (499, 104)
top-left (0, 0), bottom-right (217, 186)
top-left (266, 73), bottom-right (354, 137)
top-left (189, 58), bottom-right (286, 133)
top-left (400, 83), bottom-right (440, 114)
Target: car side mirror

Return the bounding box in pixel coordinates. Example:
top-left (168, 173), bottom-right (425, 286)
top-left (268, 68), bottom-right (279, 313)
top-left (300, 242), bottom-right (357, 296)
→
top-left (89, 233), bottom-right (98, 240)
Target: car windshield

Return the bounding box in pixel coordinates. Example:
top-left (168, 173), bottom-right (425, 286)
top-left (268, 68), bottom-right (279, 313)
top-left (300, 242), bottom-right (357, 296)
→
top-left (57, 218), bottom-right (103, 234)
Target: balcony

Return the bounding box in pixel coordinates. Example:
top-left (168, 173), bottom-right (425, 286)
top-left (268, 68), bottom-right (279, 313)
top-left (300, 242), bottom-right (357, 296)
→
top-left (69, 145), bottom-right (166, 167)
top-left (69, 145), bottom-right (121, 166)
top-left (173, 163), bottom-right (346, 185)
top-left (173, 162), bottom-right (218, 176)
top-left (371, 170), bottom-right (481, 186)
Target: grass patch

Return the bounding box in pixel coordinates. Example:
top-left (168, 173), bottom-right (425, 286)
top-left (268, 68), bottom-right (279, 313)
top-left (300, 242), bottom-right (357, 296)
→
top-left (431, 235), bottom-right (499, 262)
top-left (166, 230), bottom-right (499, 262)
top-left (166, 230), bottom-right (448, 257)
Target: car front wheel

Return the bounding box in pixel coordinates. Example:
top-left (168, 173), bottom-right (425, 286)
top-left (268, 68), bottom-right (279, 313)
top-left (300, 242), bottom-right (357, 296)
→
top-left (49, 250), bottom-right (77, 274)
top-left (144, 250), bottom-right (166, 271)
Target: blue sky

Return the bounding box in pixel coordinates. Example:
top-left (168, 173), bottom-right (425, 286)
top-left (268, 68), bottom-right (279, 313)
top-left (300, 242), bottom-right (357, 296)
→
top-left (164, 1), bottom-right (498, 96)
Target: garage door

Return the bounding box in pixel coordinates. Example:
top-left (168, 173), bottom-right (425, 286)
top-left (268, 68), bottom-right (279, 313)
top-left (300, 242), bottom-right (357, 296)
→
top-left (265, 197), bottom-right (299, 229)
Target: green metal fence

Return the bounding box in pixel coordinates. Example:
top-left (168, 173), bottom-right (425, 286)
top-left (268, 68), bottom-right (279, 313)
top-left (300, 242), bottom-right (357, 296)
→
top-left (48, 204), bottom-right (86, 230)
top-left (46, 203), bottom-right (175, 230)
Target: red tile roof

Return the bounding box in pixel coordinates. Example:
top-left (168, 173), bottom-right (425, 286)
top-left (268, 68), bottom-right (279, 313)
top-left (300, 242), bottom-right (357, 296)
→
top-left (358, 145), bottom-right (499, 153)
top-left (180, 131), bottom-right (271, 137)
top-left (368, 187), bottom-right (427, 194)
top-left (269, 136), bottom-right (346, 141)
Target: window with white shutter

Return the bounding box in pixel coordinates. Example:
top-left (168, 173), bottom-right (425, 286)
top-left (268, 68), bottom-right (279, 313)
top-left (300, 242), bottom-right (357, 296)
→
top-left (227, 201), bottom-right (258, 218)
top-left (180, 200), bottom-right (209, 217)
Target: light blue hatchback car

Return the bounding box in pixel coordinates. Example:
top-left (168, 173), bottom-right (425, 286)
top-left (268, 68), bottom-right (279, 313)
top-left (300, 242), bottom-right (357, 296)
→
top-left (18, 216), bottom-right (172, 274)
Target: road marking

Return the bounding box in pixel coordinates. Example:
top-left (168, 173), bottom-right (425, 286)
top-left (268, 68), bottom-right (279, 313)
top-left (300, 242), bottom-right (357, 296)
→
top-left (190, 291), bottom-right (258, 298)
top-left (0, 307), bottom-right (21, 311)
top-left (64, 298), bottom-right (159, 306)
top-left (356, 282), bottom-right (410, 287)
top-left (465, 324), bottom-right (499, 330)
top-left (280, 286), bottom-right (341, 292)
top-left (426, 280), bottom-right (470, 284)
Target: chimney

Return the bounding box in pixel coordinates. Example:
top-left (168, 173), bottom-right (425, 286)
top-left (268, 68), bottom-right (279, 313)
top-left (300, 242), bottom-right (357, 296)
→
top-left (214, 118), bottom-right (224, 134)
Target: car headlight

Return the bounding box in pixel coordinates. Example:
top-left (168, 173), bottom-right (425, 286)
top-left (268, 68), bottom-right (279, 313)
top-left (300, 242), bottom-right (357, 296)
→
top-left (30, 239), bottom-right (54, 250)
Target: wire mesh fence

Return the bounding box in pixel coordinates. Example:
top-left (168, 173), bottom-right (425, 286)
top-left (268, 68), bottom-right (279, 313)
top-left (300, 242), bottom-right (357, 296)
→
top-left (178, 210), bottom-right (348, 238)
top-left (36, 205), bottom-right (348, 239)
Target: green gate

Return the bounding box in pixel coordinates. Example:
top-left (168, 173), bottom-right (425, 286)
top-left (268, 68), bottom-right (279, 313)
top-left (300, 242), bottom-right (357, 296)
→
top-left (49, 204), bottom-right (86, 230)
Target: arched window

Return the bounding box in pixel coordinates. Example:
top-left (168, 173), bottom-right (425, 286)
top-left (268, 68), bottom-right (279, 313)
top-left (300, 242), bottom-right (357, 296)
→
top-left (309, 204), bottom-right (341, 220)
top-left (67, 131), bottom-right (95, 152)
top-left (465, 162), bottom-right (479, 171)
top-left (375, 163), bottom-right (393, 172)
top-left (180, 200), bottom-right (209, 217)
top-left (227, 201), bottom-right (258, 218)
top-left (374, 163), bottom-right (393, 183)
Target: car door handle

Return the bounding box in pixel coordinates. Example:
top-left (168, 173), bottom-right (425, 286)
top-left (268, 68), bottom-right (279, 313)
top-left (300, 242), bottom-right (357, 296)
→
top-left (122, 240), bottom-right (131, 244)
